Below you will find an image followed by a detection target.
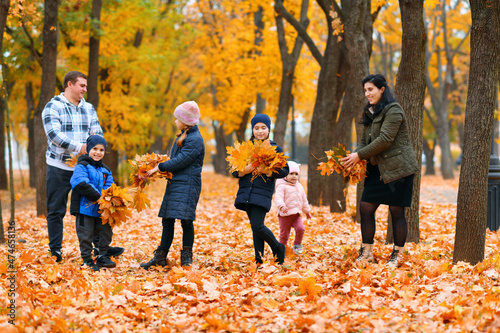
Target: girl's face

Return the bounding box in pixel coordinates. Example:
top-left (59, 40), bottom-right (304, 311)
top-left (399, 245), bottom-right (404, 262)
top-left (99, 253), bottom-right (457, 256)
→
top-left (89, 144), bottom-right (105, 162)
top-left (286, 172), bottom-right (299, 184)
top-left (253, 122), bottom-right (269, 141)
top-left (175, 118), bottom-right (187, 130)
top-left (364, 82), bottom-right (385, 105)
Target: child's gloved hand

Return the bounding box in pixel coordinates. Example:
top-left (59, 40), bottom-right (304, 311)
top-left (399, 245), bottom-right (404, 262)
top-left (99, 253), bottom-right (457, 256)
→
top-left (306, 212), bottom-right (312, 219)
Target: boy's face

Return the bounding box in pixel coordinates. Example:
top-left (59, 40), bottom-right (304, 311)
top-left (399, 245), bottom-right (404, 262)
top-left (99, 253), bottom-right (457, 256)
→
top-left (89, 144), bottom-right (105, 162)
top-left (286, 172), bottom-right (299, 184)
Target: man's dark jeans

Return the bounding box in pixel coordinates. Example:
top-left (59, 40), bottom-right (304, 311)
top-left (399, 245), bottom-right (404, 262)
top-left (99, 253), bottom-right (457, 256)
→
top-left (46, 165), bottom-right (73, 252)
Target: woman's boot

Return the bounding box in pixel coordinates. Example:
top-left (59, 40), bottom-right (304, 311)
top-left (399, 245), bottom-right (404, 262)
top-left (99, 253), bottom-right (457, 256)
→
top-left (356, 243), bottom-right (374, 262)
top-left (140, 248), bottom-right (167, 270)
top-left (387, 245), bottom-right (404, 268)
top-left (180, 246), bottom-right (193, 267)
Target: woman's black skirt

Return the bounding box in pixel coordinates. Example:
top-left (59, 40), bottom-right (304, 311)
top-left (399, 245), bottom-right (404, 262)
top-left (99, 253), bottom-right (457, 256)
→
top-left (361, 163), bottom-right (414, 207)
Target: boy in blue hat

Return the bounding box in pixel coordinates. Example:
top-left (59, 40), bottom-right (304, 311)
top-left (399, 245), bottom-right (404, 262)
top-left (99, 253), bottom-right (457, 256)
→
top-left (70, 135), bottom-right (120, 271)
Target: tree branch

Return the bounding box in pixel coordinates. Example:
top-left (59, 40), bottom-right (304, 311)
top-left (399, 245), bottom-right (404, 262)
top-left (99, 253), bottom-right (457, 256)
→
top-left (275, 0), bottom-right (323, 64)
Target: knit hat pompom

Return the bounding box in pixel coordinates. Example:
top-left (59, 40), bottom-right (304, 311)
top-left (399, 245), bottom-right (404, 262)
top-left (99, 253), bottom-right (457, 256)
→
top-left (86, 135), bottom-right (107, 153)
top-left (251, 114), bottom-right (271, 131)
top-left (287, 161), bottom-right (300, 175)
top-left (174, 101), bottom-right (200, 126)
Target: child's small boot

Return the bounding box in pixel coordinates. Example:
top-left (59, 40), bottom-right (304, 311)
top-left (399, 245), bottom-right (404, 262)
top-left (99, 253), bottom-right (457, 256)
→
top-left (140, 248), bottom-right (167, 270)
top-left (356, 243), bottom-right (374, 262)
top-left (82, 260), bottom-right (100, 271)
top-left (387, 245), bottom-right (404, 268)
top-left (180, 246), bottom-right (193, 267)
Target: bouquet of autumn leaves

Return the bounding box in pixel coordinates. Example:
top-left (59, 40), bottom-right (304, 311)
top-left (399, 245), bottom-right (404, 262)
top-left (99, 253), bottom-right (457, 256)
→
top-left (129, 153), bottom-right (173, 212)
top-left (226, 139), bottom-right (288, 181)
top-left (317, 143), bottom-right (367, 185)
top-left (97, 184), bottom-right (133, 228)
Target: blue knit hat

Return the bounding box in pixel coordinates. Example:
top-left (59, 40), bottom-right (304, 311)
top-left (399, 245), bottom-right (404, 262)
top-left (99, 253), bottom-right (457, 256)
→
top-left (251, 114), bottom-right (271, 130)
top-left (86, 135), bottom-right (107, 153)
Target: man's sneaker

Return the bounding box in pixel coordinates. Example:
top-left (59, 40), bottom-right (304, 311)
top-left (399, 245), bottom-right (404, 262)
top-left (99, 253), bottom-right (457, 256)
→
top-left (96, 255), bottom-right (116, 268)
top-left (106, 246), bottom-right (125, 257)
top-left (82, 261), bottom-right (100, 271)
top-left (293, 244), bottom-right (304, 255)
top-left (50, 250), bottom-right (62, 263)
top-left (94, 246), bottom-right (125, 257)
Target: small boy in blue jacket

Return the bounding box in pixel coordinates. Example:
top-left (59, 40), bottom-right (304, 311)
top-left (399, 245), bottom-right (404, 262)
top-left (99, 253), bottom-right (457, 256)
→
top-left (70, 135), bottom-right (118, 271)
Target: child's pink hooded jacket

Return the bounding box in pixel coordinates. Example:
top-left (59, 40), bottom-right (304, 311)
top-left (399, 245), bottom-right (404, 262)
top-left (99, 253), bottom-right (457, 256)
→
top-left (274, 162), bottom-right (311, 217)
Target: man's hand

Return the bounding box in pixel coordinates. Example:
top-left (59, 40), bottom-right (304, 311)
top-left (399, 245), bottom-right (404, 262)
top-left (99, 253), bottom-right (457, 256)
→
top-left (80, 144), bottom-right (87, 155)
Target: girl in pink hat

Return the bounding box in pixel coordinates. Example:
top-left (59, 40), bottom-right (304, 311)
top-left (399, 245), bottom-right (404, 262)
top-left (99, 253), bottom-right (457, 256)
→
top-left (274, 161), bottom-right (312, 255)
top-left (142, 101), bottom-right (205, 269)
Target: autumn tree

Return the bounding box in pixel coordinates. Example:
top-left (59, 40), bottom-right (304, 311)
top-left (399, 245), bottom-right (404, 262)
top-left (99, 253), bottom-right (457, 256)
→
top-left (33, 0), bottom-right (58, 216)
top-left (0, 0), bottom-right (10, 243)
top-left (453, 0), bottom-right (499, 265)
top-left (389, 0), bottom-right (426, 243)
top-left (0, 0), bottom-right (9, 191)
top-left (277, 0), bottom-right (379, 212)
top-left (425, 0), bottom-right (471, 179)
top-left (273, 0), bottom-right (309, 148)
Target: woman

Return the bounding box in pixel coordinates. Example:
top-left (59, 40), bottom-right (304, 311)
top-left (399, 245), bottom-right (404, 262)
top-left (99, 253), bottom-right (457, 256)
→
top-left (341, 74), bottom-right (419, 267)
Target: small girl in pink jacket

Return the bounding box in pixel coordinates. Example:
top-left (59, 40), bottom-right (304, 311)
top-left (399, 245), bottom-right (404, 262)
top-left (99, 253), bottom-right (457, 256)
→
top-left (274, 161), bottom-right (312, 254)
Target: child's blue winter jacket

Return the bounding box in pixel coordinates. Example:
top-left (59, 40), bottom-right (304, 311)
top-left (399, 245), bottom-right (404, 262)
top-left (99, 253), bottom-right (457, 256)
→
top-left (70, 155), bottom-right (113, 217)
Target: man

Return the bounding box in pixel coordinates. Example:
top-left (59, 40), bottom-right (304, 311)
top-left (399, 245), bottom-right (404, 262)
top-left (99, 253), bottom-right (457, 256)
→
top-left (42, 71), bottom-right (124, 262)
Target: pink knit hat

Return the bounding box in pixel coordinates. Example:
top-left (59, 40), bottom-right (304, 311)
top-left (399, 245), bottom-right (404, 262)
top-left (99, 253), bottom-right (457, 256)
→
top-left (174, 101), bottom-right (200, 126)
top-left (288, 161), bottom-right (300, 175)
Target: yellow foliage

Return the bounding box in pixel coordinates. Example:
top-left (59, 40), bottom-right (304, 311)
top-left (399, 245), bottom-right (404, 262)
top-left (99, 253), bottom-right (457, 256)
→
top-left (226, 139), bottom-right (288, 181)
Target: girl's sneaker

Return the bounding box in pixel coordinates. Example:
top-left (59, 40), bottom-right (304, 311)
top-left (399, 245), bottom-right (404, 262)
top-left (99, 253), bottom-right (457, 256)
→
top-left (293, 244), bottom-right (304, 255)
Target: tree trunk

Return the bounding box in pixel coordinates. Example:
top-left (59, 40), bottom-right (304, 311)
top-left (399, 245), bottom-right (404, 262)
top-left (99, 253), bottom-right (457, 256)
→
top-left (0, 97), bottom-right (7, 189)
top-left (0, 0), bottom-right (10, 243)
top-left (34, 0), bottom-right (59, 217)
top-left (273, 0), bottom-right (309, 148)
top-left (330, 0), bottom-right (371, 213)
top-left (87, 0), bottom-right (102, 108)
top-left (423, 139), bottom-right (436, 175)
top-left (392, 0), bottom-right (427, 244)
top-left (435, 61), bottom-right (454, 179)
top-left (254, 7), bottom-right (266, 116)
top-left (307, 34), bottom-right (343, 207)
top-left (212, 122), bottom-right (233, 175)
top-left (453, 0), bottom-right (499, 265)
top-left (26, 82), bottom-right (36, 188)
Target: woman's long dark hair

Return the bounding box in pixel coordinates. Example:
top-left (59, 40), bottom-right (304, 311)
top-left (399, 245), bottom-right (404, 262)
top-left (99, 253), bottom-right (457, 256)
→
top-left (360, 74), bottom-right (396, 125)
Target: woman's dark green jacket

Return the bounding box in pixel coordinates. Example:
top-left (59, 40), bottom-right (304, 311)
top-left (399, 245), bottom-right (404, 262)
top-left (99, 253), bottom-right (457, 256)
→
top-left (356, 102), bottom-right (419, 183)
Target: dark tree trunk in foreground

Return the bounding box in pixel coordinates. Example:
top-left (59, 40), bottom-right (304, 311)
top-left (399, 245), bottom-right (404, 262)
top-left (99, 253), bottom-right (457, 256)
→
top-left (0, 0), bottom-right (9, 191)
top-left (453, 0), bottom-right (499, 265)
top-left (0, 0), bottom-right (11, 243)
top-left (34, 0), bottom-right (59, 216)
top-left (87, 0), bottom-right (102, 108)
top-left (387, 0), bottom-right (426, 244)
top-left (26, 82), bottom-right (36, 188)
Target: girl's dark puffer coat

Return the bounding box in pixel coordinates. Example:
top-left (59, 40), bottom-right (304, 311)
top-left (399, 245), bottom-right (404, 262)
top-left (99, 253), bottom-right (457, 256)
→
top-left (158, 125), bottom-right (205, 221)
top-left (233, 140), bottom-right (289, 212)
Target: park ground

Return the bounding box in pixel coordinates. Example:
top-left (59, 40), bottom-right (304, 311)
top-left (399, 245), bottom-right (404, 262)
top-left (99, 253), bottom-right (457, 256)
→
top-left (0, 169), bottom-right (500, 332)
